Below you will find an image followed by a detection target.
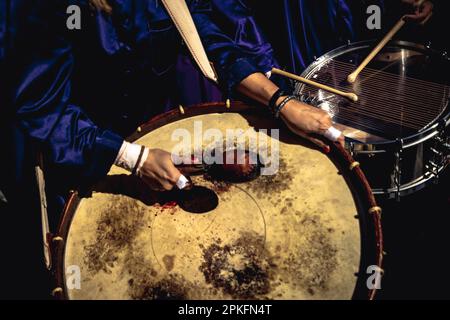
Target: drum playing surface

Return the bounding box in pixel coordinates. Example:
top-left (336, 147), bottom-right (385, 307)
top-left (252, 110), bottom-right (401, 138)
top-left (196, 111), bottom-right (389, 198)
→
top-left (63, 112), bottom-right (362, 300)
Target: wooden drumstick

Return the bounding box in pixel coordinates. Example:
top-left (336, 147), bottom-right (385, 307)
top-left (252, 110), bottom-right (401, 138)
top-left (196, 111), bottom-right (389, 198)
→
top-left (347, 0), bottom-right (429, 83)
top-left (272, 68), bottom-right (359, 102)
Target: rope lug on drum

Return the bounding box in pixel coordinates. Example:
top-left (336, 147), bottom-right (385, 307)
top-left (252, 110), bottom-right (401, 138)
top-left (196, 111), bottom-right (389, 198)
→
top-left (52, 287), bottom-right (63, 297)
top-left (368, 206), bottom-right (382, 216)
top-left (349, 161), bottom-right (360, 171)
top-left (52, 236), bottom-right (64, 243)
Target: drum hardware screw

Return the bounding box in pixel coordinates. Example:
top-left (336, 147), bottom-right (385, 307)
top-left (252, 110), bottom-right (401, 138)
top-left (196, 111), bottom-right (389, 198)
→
top-left (349, 142), bottom-right (355, 157)
top-left (443, 143), bottom-right (450, 153)
top-left (349, 161), bottom-right (360, 171)
top-left (226, 99), bottom-right (231, 109)
top-left (368, 206), bottom-right (382, 216)
top-left (137, 127), bottom-right (142, 133)
top-left (179, 105), bottom-right (185, 115)
top-left (430, 147), bottom-right (440, 155)
top-left (52, 287), bottom-right (63, 297)
top-left (394, 140), bottom-right (404, 201)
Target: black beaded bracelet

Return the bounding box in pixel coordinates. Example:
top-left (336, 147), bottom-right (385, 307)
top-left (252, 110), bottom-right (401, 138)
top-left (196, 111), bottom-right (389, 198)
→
top-left (268, 89), bottom-right (285, 114)
top-left (132, 146), bottom-right (146, 176)
top-left (275, 95), bottom-right (296, 118)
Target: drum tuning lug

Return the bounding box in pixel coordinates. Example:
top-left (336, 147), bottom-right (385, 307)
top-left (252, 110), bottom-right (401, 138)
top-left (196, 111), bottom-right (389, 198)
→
top-left (52, 287), bottom-right (63, 297)
top-left (137, 127), bottom-right (142, 133)
top-left (179, 105), bottom-right (185, 115)
top-left (349, 161), bottom-right (360, 171)
top-left (383, 251), bottom-right (387, 256)
top-left (430, 147), bottom-right (441, 155)
top-left (425, 41), bottom-right (432, 49)
top-left (368, 206), bottom-right (382, 216)
top-left (442, 51), bottom-right (449, 60)
top-left (428, 160), bottom-right (439, 169)
top-left (226, 99), bottom-right (231, 109)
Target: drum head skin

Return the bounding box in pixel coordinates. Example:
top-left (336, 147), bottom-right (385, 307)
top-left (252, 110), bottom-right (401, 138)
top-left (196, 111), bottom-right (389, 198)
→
top-left (57, 104), bottom-right (382, 300)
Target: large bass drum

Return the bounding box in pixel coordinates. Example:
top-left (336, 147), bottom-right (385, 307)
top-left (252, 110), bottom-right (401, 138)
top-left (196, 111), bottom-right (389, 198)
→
top-left (51, 102), bottom-right (383, 300)
top-left (296, 41), bottom-right (450, 199)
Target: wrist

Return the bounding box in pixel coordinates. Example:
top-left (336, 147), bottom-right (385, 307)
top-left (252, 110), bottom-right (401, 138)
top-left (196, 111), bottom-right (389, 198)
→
top-left (114, 142), bottom-right (149, 175)
top-left (274, 95), bottom-right (296, 118)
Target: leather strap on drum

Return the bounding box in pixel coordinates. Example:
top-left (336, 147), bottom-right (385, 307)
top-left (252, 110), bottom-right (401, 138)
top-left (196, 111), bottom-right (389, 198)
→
top-left (161, 0), bottom-right (218, 83)
top-left (35, 152), bottom-right (52, 270)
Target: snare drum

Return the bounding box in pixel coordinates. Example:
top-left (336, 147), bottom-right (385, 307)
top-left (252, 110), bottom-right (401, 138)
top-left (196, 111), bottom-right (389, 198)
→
top-left (297, 41), bottom-right (450, 199)
top-left (51, 102), bottom-right (383, 300)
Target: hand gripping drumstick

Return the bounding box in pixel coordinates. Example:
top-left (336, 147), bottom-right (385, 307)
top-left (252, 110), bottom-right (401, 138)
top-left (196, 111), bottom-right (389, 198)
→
top-left (271, 68), bottom-right (359, 102)
top-left (347, 0), bottom-right (430, 84)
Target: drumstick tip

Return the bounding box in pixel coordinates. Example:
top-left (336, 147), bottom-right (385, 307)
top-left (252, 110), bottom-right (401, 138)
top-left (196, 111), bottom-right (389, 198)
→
top-left (349, 93), bottom-right (359, 102)
top-left (347, 73), bottom-right (357, 84)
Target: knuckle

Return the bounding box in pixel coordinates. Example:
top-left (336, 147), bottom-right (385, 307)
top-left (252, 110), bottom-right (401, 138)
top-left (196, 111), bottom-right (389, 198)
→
top-left (163, 183), bottom-right (174, 191)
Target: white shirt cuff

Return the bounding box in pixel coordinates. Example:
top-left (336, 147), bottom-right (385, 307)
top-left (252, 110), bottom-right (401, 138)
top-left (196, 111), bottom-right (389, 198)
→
top-left (114, 142), bottom-right (148, 174)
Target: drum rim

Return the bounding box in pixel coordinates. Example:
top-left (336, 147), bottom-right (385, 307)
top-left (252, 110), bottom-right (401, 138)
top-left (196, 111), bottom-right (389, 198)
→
top-left (299, 40), bottom-right (450, 149)
top-left (50, 101), bottom-right (384, 300)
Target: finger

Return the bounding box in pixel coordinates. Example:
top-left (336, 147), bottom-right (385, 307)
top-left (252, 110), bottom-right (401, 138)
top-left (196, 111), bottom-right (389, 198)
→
top-left (160, 179), bottom-right (175, 191)
top-left (165, 165), bottom-right (183, 186)
top-left (177, 165), bottom-right (205, 176)
top-left (324, 126), bottom-right (343, 143)
top-left (404, 4), bottom-right (433, 21)
top-left (286, 122), bottom-right (331, 153)
top-left (172, 154), bottom-right (200, 166)
top-left (142, 178), bottom-right (165, 192)
top-left (176, 175), bottom-right (192, 190)
top-left (337, 134), bottom-right (345, 148)
top-left (307, 136), bottom-right (331, 154)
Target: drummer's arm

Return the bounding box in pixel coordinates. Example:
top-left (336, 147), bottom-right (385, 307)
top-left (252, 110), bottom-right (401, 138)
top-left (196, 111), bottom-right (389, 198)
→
top-left (14, 1), bottom-right (182, 191)
top-left (192, 1), bottom-right (342, 147)
top-left (236, 73), bottom-right (341, 148)
top-left (13, 2), bottom-right (124, 188)
top-left (402, 0), bottom-right (434, 22)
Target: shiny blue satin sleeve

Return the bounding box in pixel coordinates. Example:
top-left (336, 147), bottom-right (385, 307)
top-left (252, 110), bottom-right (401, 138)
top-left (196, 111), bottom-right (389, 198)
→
top-left (192, 0), bottom-right (278, 94)
top-left (13, 1), bottom-right (123, 185)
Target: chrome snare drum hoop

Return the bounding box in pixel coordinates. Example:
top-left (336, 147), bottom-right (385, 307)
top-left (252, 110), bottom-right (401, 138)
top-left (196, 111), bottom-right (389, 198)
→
top-left (297, 40), bottom-right (450, 198)
top-left (51, 102), bottom-right (383, 300)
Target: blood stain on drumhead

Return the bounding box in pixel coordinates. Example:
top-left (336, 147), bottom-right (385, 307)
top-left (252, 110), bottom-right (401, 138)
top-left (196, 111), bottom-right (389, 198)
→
top-left (199, 232), bottom-right (276, 299)
top-left (282, 213), bottom-right (338, 295)
top-left (163, 255), bottom-right (176, 272)
top-left (130, 274), bottom-right (189, 300)
top-left (248, 158), bottom-right (294, 202)
top-left (122, 248), bottom-right (186, 300)
top-left (209, 180), bottom-right (231, 194)
top-left (207, 149), bottom-right (262, 183)
top-left (83, 197), bottom-right (146, 274)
